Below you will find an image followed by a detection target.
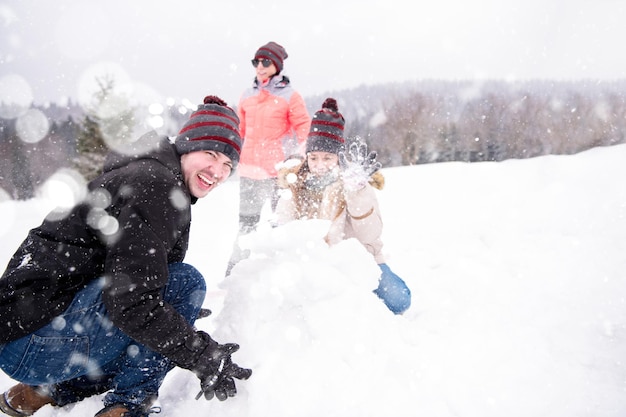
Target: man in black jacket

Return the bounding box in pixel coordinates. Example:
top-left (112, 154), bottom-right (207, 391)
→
top-left (0, 96), bottom-right (251, 417)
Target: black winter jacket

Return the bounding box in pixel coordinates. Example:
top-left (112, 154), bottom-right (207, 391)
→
top-left (0, 133), bottom-right (213, 372)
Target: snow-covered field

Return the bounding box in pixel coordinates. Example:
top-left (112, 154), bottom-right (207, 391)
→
top-left (1, 144), bottom-right (625, 417)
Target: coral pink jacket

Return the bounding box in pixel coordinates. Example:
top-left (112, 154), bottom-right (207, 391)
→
top-left (237, 76), bottom-right (311, 180)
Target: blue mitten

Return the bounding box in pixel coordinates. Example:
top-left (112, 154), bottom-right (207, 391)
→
top-left (374, 264), bottom-right (411, 314)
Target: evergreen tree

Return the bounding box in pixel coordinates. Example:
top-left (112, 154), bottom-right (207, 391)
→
top-left (2, 120), bottom-right (34, 199)
top-left (74, 114), bottom-right (107, 181)
top-left (73, 75), bottom-right (136, 181)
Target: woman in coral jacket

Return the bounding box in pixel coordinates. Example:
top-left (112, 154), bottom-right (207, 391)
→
top-left (275, 98), bottom-right (411, 315)
top-left (236, 41), bottom-right (311, 234)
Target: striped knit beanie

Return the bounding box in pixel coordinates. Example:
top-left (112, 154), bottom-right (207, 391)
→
top-left (175, 95), bottom-right (242, 173)
top-left (305, 98), bottom-right (345, 155)
top-left (255, 41), bottom-right (288, 73)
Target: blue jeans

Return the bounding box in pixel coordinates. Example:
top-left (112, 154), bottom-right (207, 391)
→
top-left (0, 262), bottom-right (206, 409)
top-left (374, 263), bottom-right (411, 314)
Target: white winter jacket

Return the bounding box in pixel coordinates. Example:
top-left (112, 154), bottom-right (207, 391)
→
top-left (275, 161), bottom-right (386, 264)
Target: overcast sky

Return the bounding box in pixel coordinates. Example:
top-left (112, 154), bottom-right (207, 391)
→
top-left (1, 0), bottom-right (625, 109)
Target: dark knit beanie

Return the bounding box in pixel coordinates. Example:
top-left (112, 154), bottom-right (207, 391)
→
top-left (305, 98), bottom-right (345, 155)
top-left (255, 41), bottom-right (288, 73)
top-left (175, 95), bottom-right (242, 172)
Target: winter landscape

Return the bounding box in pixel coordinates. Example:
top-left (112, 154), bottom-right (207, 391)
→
top-left (1, 142), bottom-right (625, 416)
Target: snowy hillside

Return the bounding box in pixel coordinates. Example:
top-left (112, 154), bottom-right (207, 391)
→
top-left (1, 144), bottom-right (625, 417)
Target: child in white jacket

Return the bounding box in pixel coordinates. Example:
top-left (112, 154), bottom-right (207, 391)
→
top-left (275, 98), bottom-right (411, 314)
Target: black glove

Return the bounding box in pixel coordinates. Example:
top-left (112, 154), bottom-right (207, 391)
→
top-left (192, 335), bottom-right (252, 401)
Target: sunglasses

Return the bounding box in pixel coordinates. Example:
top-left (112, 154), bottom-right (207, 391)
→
top-left (251, 58), bottom-right (272, 68)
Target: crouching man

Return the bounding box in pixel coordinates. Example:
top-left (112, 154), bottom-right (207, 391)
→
top-left (0, 96), bottom-right (251, 417)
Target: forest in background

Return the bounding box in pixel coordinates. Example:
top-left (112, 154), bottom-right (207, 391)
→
top-left (1, 78), bottom-right (625, 200)
top-left (308, 79), bottom-right (626, 166)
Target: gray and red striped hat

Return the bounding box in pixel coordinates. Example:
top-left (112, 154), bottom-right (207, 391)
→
top-left (255, 41), bottom-right (288, 73)
top-left (306, 98), bottom-right (345, 155)
top-left (175, 95), bottom-right (242, 172)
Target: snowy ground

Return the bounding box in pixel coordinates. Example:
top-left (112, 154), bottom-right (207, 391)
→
top-left (1, 144), bottom-right (626, 417)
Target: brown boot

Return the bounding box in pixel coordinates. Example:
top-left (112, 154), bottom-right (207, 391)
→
top-left (93, 404), bottom-right (130, 417)
top-left (0, 383), bottom-right (55, 416)
top-left (94, 400), bottom-right (160, 417)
